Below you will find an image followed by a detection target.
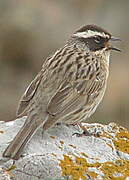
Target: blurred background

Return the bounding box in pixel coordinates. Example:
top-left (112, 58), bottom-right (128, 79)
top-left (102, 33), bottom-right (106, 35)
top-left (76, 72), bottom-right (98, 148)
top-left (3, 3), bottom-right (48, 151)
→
top-left (0, 0), bottom-right (129, 128)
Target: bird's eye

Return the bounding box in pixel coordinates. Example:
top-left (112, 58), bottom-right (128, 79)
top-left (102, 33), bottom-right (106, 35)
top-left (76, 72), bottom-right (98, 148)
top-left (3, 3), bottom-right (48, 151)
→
top-left (94, 36), bottom-right (101, 43)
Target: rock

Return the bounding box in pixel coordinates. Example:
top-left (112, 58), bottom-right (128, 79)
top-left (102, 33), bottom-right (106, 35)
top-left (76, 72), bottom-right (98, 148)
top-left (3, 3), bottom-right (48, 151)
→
top-left (0, 117), bottom-right (129, 180)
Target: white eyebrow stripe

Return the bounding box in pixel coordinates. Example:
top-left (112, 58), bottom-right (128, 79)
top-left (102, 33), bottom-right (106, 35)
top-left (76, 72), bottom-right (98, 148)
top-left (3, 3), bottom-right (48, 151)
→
top-left (73, 30), bottom-right (109, 39)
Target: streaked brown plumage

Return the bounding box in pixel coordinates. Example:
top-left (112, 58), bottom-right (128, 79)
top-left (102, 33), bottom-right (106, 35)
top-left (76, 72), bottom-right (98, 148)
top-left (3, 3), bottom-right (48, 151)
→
top-left (3, 25), bottom-right (120, 159)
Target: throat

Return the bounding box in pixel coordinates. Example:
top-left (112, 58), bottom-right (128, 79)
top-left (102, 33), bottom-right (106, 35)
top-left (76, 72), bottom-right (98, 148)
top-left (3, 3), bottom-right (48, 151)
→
top-left (104, 51), bottom-right (110, 66)
top-left (94, 49), bottom-right (110, 66)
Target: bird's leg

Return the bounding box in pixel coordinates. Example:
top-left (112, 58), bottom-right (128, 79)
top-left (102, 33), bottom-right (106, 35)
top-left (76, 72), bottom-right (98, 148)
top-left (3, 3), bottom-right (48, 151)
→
top-left (41, 127), bottom-right (44, 139)
top-left (73, 123), bottom-right (100, 137)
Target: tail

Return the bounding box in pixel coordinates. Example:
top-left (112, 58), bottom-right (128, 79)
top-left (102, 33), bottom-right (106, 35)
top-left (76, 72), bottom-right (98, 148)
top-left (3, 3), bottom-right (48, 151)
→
top-left (3, 115), bottom-right (42, 160)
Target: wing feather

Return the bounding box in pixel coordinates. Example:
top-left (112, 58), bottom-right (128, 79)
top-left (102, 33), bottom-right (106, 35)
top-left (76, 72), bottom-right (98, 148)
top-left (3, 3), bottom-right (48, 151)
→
top-left (16, 72), bottom-right (42, 117)
top-left (47, 76), bottom-right (104, 118)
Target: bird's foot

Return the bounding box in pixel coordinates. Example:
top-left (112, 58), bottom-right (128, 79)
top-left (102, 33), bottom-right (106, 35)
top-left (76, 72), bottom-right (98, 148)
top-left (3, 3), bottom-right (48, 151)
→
top-left (73, 123), bottom-right (101, 137)
top-left (73, 130), bottom-right (100, 137)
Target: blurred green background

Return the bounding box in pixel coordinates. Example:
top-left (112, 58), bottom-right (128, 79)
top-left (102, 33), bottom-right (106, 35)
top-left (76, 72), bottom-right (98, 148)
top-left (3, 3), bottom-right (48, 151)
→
top-left (0, 0), bottom-right (129, 128)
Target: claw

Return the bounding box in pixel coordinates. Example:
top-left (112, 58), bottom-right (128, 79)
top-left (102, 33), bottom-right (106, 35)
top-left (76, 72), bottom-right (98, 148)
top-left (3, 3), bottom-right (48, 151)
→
top-left (72, 123), bottom-right (101, 137)
top-left (72, 130), bottom-right (100, 137)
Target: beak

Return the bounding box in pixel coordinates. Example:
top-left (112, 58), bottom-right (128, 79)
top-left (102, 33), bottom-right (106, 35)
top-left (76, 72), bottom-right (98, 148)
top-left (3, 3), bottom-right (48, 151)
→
top-left (108, 36), bottom-right (121, 52)
top-left (108, 46), bottom-right (121, 52)
top-left (110, 36), bottom-right (121, 41)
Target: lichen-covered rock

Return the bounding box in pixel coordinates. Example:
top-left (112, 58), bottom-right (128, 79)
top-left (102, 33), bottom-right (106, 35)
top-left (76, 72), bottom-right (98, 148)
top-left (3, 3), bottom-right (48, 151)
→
top-left (0, 117), bottom-right (129, 180)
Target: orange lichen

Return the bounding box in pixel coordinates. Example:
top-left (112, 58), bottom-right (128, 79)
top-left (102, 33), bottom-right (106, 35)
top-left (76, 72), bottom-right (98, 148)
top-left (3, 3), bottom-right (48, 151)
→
top-left (50, 136), bottom-right (56, 139)
top-left (114, 139), bottom-right (129, 154)
top-left (99, 124), bottom-right (129, 155)
top-left (116, 130), bottom-right (129, 139)
top-left (59, 155), bottom-right (129, 179)
top-left (100, 160), bottom-right (129, 179)
top-left (58, 124), bottom-right (129, 179)
top-left (60, 141), bottom-right (64, 145)
top-left (59, 155), bottom-right (101, 180)
top-left (69, 144), bottom-right (76, 149)
top-left (60, 155), bottom-right (89, 180)
top-left (113, 128), bottom-right (129, 154)
top-left (87, 171), bottom-right (98, 178)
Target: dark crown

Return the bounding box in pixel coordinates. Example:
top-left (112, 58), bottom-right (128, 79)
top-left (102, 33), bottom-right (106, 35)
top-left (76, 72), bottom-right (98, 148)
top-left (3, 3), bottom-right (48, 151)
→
top-left (75, 24), bottom-right (111, 37)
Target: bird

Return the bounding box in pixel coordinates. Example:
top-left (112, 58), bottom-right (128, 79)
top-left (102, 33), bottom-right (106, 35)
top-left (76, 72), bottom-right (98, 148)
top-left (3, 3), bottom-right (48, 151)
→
top-left (3, 24), bottom-right (120, 160)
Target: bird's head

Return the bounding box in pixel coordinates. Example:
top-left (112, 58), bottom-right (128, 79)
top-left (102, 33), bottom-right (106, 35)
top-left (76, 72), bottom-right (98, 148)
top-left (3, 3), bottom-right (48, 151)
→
top-left (71, 24), bottom-right (120, 53)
